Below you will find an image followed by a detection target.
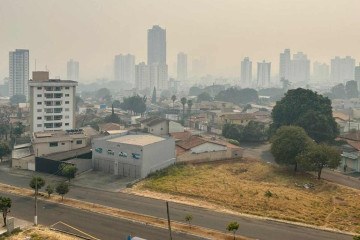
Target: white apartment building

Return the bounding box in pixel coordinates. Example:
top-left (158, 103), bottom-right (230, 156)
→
top-left (114, 54), bottom-right (135, 84)
top-left (9, 49), bottom-right (29, 99)
top-left (177, 52), bottom-right (187, 82)
top-left (279, 49), bottom-right (291, 81)
top-left (241, 57), bottom-right (252, 86)
top-left (67, 59), bottom-right (79, 81)
top-left (29, 71), bottom-right (77, 133)
top-left (257, 60), bottom-right (271, 87)
top-left (331, 56), bottom-right (356, 83)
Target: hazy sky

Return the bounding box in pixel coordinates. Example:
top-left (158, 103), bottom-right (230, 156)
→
top-left (1, 0), bottom-right (359, 82)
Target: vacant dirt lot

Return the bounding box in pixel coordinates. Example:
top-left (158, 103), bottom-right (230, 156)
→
top-left (135, 158), bottom-right (360, 233)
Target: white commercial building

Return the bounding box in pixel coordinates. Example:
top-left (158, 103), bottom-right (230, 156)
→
top-left (67, 59), bottom-right (79, 81)
top-left (29, 71), bottom-right (77, 133)
top-left (9, 49), bottom-right (29, 99)
top-left (92, 132), bottom-right (175, 178)
top-left (241, 57), bottom-right (252, 86)
top-left (177, 52), bottom-right (187, 82)
top-left (257, 61), bottom-right (271, 87)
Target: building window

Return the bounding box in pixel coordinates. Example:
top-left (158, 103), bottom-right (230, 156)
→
top-left (65, 108), bottom-right (69, 112)
top-left (65, 123), bottom-right (69, 126)
top-left (65, 87), bottom-right (70, 89)
top-left (65, 94), bottom-right (70, 97)
top-left (76, 140), bottom-right (82, 144)
top-left (49, 142), bottom-right (58, 147)
top-left (37, 117), bottom-right (42, 120)
top-left (95, 148), bottom-right (103, 153)
top-left (119, 152), bottom-right (128, 158)
top-left (65, 115), bottom-right (69, 119)
top-left (37, 94), bottom-right (42, 97)
top-left (61, 143), bottom-right (65, 145)
top-left (37, 87), bottom-right (42, 90)
top-left (37, 124), bottom-right (42, 127)
top-left (37, 109), bottom-right (42, 112)
top-left (107, 150), bottom-right (114, 155)
top-left (37, 102), bottom-right (42, 105)
top-left (65, 101), bottom-right (70, 104)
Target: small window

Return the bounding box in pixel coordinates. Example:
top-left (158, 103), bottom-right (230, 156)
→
top-left (65, 101), bottom-right (70, 104)
top-left (65, 108), bottom-right (69, 112)
top-left (160, 127), bottom-right (163, 130)
top-left (65, 115), bottom-right (69, 119)
top-left (119, 152), bottom-right (128, 158)
top-left (65, 94), bottom-right (70, 97)
top-left (95, 148), bottom-right (103, 153)
top-left (107, 150), bottom-right (114, 155)
top-left (61, 142), bottom-right (65, 145)
top-left (37, 117), bottom-right (42, 120)
top-left (132, 153), bottom-right (141, 159)
top-left (65, 87), bottom-right (70, 90)
top-left (76, 140), bottom-right (82, 144)
top-left (49, 142), bottom-right (58, 147)
top-left (37, 102), bottom-right (42, 105)
top-left (37, 87), bottom-right (42, 90)
top-left (65, 123), bottom-right (69, 126)
top-left (37, 124), bottom-right (42, 127)
top-left (37, 109), bottom-right (42, 112)
top-left (37, 94), bottom-right (42, 97)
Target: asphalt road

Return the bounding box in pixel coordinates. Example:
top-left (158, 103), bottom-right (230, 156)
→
top-left (0, 166), bottom-right (353, 240)
top-left (0, 192), bottom-right (201, 240)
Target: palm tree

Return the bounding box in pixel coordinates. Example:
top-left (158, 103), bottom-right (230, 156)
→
top-left (180, 97), bottom-right (187, 119)
top-left (171, 95), bottom-right (177, 109)
top-left (187, 99), bottom-right (193, 115)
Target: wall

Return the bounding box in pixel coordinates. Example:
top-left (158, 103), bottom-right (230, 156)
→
top-left (142, 138), bottom-right (176, 178)
top-left (33, 136), bottom-right (87, 156)
top-left (148, 121), bottom-right (169, 136)
top-left (190, 142), bottom-right (227, 154)
top-left (177, 148), bottom-right (243, 163)
top-left (169, 121), bottom-right (184, 133)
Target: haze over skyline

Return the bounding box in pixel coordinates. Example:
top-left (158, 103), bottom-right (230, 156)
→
top-left (1, 0), bottom-right (360, 82)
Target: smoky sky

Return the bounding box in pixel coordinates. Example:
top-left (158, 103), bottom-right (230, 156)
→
top-left (0, 0), bottom-right (359, 82)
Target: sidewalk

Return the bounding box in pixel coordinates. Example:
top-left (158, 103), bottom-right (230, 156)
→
top-left (0, 218), bottom-right (32, 235)
top-left (321, 169), bottom-right (360, 190)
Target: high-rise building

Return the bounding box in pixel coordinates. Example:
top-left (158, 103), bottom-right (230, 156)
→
top-left (135, 62), bottom-right (150, 91)
top-left (177, 52), bottom-right (187, 82)
top-left (355, 63), bottom-right (360, 90)
top-left (313, 62), bottom-right (329, 82)
top-left (257, 61), bottom-right (271, 87)
top-left (114, 54), bottom-right (135, 84)
top-left (67, 59), bottom-right (79, 81)
top-left (331, 56), bottom-right (355, 83)
top-left (9, 49), bottom-right (29, 99)
top-left (29, 71), bottom-right (77, 133)
top-left (279, 49), bottom-right (291, 81)
top-left (241, 57), bottom-right (252, 86)
top-left (147, 25), bottom-right (166, 65)
top-left (291, 52), bottom-right (310, 83)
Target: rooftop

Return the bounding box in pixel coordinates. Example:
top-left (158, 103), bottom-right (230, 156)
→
top-left (107, 134), bottom-right (165, 146)
top-left (33, 130), bottom-right (87, 143)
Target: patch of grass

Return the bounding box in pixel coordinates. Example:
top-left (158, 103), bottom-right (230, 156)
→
top-left (138, 158), bottom-right (360, 232)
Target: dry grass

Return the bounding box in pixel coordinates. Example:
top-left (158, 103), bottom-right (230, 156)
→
top-left (4, 226), bottom-right (78, 240)
top-left (137, 158), bottom-right (360, 233)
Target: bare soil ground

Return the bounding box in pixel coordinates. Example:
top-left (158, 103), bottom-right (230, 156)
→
top-left (3, 226), bottom-right (78, 240)
top-left (131, 158), bottom-right (360, 233)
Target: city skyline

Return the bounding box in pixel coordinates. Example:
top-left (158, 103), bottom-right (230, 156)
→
top-left (1, 0), bottom-right (360, 82)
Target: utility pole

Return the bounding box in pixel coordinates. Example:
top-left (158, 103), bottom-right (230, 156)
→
top-left (166, 201), bottom-right (172, 240)
top-left (34, 176), bottom-right (38, 225)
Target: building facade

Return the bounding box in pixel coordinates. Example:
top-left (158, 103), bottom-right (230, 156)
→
top-left (331, 56), bottom-right (355, 83)
top-left (177, 52), bottom-right (187, 82)
top-left (279, 49), bottom-right (291, 81)
top-left (29, 71), bottom-right (77, 133)
top-left (9, 49), bottom-right (29, 99)
top-left (257, 61), bottom-right (271, 87)
top-left (67, 59), bottom-right (79, 81)
top-left (241, 57), bottom-right (252, 86)
top-left (313, 62), bottom-right (329, 82)
top-left (114, 54), bottom-right (135, 84)
top-left (355, 63), bottom-right (360, 91)
top-left (291, 52), bottom-right (310, 83)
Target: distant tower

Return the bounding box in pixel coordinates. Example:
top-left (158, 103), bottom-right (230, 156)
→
top-left (313, 62), bottom-right (329, 82)
top-left (331, 56), bottom-right (356, 83)
top-left (114, 54), bottom-right (135, 84)
top-left (67, 59), bottom-right (79, 81)
top-left (355, 63), bottom-right (360, 91)
top-left (291, 52), bottom-right (310, 83)
top-left (279, 49), bottom-right (291, 81)
top-left (135, 62), bottom-right (150, 91)
top-left (177, 52), bottom-right (187, 82)
top-left (241, 57), bottom-right (252, 86)
top-left (9, 49), bottom-right (30, 99)
top-left (257, 61), bottom-right (271, 87)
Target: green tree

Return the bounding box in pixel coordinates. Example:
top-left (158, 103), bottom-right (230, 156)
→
top-left (187, 99), bottom-right (193, 115)
top-left (75, 96), bottom-right (84, 111)
top-left (13, 122), bottom-right (25, 138)
top-left (171, 95), bottom-right (177, 108)
top-left (181, 97), bottom-right (187, 119)
top-left (215, 88), bottom-right (258, 105)
top-left (345, 80), bottom-right (359, 99)
top-left (112, 100), bottom-right (121, 109)
top-left (297, 144), bottom-right (341, 179)
top-left (197, 92), bottom-right (212, 102)
top-left (189, 86), bottom-right (203, 96)
top-left (95, 88), bottom-right (112, 104)
top-left (104, 104), bottom-right (121, 124)
top-left (121, 95), bottom-right (146, 115)
top-left (270, 126), bottom-right (313, 171)
top-left (56, 182), bottom-right (70, 201)
top-left (59, 164), bottom-right (77, 182)
top-left (45, 185), bottom-right (54, 197)
top-left (0, 196), bottom-right (11, 226)
top-left (226, 221), bottom-right (239, 240)
top-left (0, 124), bottom-right (9, 140)
top-left (185, 214), bottom-right (193, 228)
top-left (10, 94), bottom-right (26, 105)
top-left (242, 121), bottom-right (267, 142)
top-left (29, 176), bottom-right (46, 195)
top-left (0, 141), bottom-right (10, 162)
top-left (151, 87), bottom-right (157, 104)
top-left (271, 88), bottom-right (338, 143)
top-left (331, 84), bottom-right (346, 99)
top-left (353, 236), bottom-right (360, 240)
